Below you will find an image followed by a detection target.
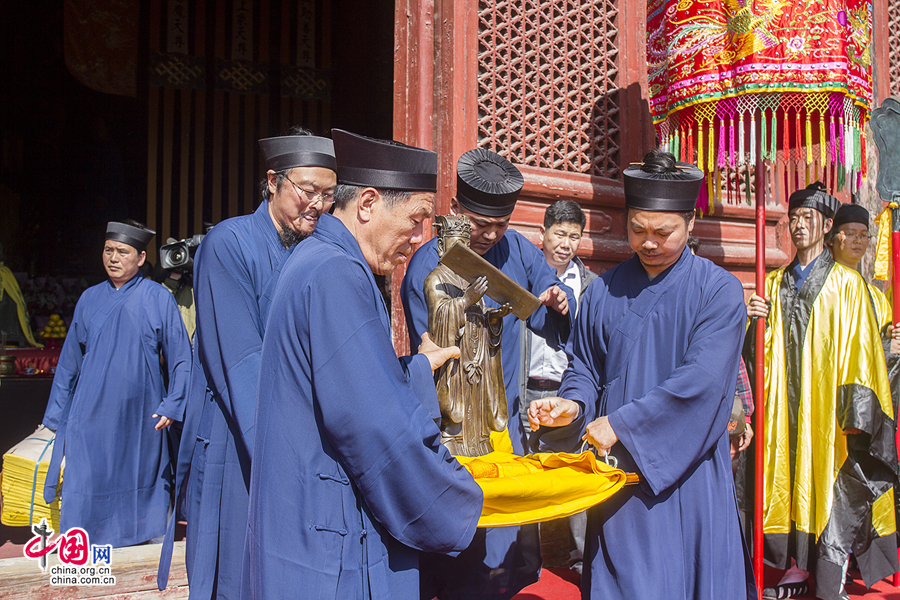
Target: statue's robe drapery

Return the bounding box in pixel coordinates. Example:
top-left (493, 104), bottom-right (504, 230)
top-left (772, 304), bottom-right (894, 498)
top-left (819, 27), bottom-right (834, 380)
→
top-left (745, 252), bottom-right (899, 598)
top-left (402, 230), bottom-right (574, 600)
top-left (42, 273), bottom-right (191, 547)
top-left (247, 213), bottom-right (482, 599)
top-left (538, 248), bottom-right (756, 600)
top-left (425, 263), bottom-right (507, 456)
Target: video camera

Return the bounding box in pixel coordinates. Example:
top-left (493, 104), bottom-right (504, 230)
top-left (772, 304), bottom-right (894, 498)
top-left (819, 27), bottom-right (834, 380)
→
top-left (159, 234), bottom-right (205, 272)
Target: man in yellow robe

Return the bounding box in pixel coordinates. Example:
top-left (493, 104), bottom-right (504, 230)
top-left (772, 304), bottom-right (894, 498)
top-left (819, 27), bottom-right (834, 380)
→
top-left (827, 202), bottom-right (900, 557)
top-left (746, 183), bottom-right (899, 600)
top-left (827, 203), bottom-right (894, 331)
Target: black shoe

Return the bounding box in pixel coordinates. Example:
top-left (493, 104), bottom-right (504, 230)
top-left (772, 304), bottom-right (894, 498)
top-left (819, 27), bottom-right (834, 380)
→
top-left (761, 580), bottom-right (809, 599)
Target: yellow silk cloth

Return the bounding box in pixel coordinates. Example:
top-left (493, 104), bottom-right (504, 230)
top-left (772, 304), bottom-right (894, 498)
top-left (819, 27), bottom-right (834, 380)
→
top-left (457, 446), bottom-right (633, 528)
top-left (873, 205), bottom-right (896, 322)
top-left (0, 264), bottom-right (42, 348)
top-left (874, 204), bottom-right (894, 283)
top-left (761, 263), bottom-right (895, 539)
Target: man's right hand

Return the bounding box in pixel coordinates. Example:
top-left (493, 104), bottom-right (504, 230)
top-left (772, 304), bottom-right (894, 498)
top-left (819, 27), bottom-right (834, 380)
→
top-left (528, 397), bottom-right (580, 430)
top-left (418, 333), bottom-right (461, 371)
top-left (747, 293), bottom-right (769, 319)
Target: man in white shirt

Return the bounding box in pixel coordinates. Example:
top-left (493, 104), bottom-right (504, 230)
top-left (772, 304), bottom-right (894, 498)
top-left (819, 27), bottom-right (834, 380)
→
top-left (520, 199), bottom-right (596, 575)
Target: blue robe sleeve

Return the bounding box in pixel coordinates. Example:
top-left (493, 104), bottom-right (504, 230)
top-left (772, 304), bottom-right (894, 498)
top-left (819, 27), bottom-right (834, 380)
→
top-left (534, 281), bottom-right (604, 453)
top-left (154, 291), bottom-right (193, 421)
top-left (308, 258), bottom-right (482, 554)
top-left (401, 252), bottom-right (431, 347)
top-left (42, 298), bottom-right (87, 430)
top-left (607, 275), bottom-right (746, 496)
top-left (194, 230), bottom-right (263, 455)
top-left (398, 353), bottom-right (443, 423)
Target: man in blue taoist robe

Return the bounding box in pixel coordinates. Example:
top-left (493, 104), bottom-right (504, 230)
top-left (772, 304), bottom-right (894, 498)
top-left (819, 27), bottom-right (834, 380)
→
top-left (157, 129), bottom-right (337, 597)
top-left (530, 150), bottom-right (756, 600)
top-left (401, 148), bottom-right (573, 599)
top-left (43, 221), bottom-right (191, 547)
top-left (247, 129), bottom-right (483, 599)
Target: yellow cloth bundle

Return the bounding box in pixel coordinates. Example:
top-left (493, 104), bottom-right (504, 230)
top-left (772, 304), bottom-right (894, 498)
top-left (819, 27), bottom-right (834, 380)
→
top-left (457, 449), bottom-right (634, 527)
top-left (874, 203), bottom-right (896, 282)
top-left (1, 426), bottom-right (62, 529)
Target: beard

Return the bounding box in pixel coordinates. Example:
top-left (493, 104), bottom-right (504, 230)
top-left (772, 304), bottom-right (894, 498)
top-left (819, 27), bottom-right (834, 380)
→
top-left (277, 221), bottom-right (309, 248)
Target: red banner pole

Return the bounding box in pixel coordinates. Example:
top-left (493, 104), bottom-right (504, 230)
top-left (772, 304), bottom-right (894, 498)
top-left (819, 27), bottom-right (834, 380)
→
top-left (892, 206), bottom-right (900, 588)
top-left (753, 155), bottom-right (766, 595)
top-left (892, 208), bottom-right (900, 322)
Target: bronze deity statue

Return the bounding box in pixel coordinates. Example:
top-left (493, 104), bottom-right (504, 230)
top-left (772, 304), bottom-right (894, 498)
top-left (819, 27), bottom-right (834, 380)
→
top-left (425, 215), bottom-right (510, 457)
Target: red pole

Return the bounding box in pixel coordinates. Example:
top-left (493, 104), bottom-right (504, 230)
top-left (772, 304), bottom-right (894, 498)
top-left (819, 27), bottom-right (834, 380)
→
top-left (892, 208), bottom-right (900, 322)
top-left (892, 206), bottom-right (900, 588)
top-left (753, 155), bottom-right (766, 595)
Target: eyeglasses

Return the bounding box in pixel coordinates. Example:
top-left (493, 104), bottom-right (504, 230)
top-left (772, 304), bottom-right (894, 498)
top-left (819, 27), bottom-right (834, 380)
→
top-left (837, 231), bottom-right (871, 242)
top-left (284, 175), bottom-right (335, 208)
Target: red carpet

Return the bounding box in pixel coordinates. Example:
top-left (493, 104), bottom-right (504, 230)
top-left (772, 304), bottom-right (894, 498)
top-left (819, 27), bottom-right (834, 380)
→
top-left (510, 566), bottom-right (900, 600)
top-left (513, 568), bottom-right (581, 600)
top-left (762, 566), bottom-right (900, 600)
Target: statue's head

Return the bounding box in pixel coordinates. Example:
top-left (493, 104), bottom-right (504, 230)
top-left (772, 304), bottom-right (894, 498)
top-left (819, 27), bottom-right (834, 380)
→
top-left (435, 214), bottom-right (472, 257)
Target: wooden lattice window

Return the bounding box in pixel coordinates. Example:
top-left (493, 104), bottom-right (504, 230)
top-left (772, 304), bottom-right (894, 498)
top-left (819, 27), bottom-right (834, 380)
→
top-left (477, 0), bottom-right (621, 179)
top-left (891, 0), bottom-right (900, 96)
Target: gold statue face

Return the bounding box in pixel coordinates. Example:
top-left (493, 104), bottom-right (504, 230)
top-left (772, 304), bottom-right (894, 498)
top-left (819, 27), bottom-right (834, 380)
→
top-left (435, 214), bottom-right (473, 257)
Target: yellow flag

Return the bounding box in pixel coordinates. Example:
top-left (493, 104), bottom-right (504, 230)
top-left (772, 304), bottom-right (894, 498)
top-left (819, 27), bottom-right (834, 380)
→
top-left (874, 203), bottom-right (896, 281)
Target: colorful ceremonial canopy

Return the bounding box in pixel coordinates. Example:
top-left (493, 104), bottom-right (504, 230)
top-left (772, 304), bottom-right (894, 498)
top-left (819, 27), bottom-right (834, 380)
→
top-left (647, 0), bottom-right (873, 210)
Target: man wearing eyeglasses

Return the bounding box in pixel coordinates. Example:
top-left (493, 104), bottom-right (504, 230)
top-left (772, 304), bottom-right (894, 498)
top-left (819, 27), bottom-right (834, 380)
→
top-left (826, 203), bottom-right (898, 336)
top-left (745, 184), bottom-right (898, 600)
top-left (156, 127), bottom-right (337, 598)
top-left (247, 129), bottom-right (482, 599)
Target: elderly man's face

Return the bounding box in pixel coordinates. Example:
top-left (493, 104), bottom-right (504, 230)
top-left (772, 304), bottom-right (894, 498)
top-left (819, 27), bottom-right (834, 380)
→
top-left (831, 222), bottom-right (869, 268)
top-left (365, 191), bottom-right (435, 275)
top-left (268, 166), bottom-right (337, 243)
top-left (626, 208), bottom-right (693, 279)
top-left (103, 240), bottom-right (145, 288)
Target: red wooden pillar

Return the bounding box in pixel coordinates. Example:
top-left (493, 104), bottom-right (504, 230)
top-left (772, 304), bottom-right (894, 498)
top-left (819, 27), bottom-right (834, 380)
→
top-left (392, 0), bottom-right (436, 356)
top-left (390, 0), bottom-right (480, 355)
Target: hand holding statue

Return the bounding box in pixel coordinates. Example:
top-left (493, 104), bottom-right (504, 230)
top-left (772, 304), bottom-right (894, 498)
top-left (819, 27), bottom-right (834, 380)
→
top-left (418, 332), bottom-right (461, 371)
